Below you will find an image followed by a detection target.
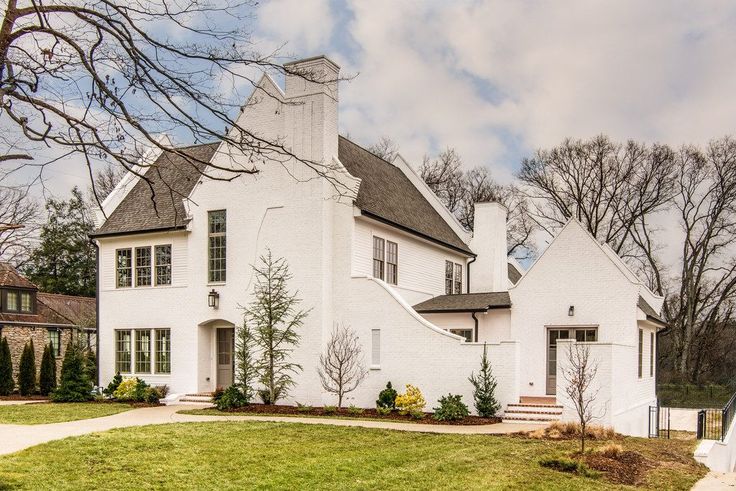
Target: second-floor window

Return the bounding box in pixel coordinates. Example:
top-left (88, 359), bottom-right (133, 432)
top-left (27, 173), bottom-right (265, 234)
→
top-left (454, 263), bottom-right (463, 294)
top-left (386, 241), bottom-right (398, 285)
top-left (135, 247), bottom-right (152, 287)
top-left (2, 289), bottom-right (34, 313)
top-left (373, 236), bottom-right (385, 280)
top-left (208, 210), bottom-right (227, 283)
top-left (116, 248), bottom-right (132, 288)
top-left (445, 261), bottom-right (463, 295)
top-left (155, 245), bottom-right (172, 286)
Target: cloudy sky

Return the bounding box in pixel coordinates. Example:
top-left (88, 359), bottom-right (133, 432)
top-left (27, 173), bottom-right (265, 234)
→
top-left (18, 0), bottom-right (736, 197)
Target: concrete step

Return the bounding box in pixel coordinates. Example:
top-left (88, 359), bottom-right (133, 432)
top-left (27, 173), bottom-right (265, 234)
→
top-left (505, 409), bottom-right (563, 417)
top-left (519, 396), bottom-right (557, 405)
top-left (502, 417), bottom-right (555, 424)
top-left (502, 414), bottom-right (560, 422)
top-left (178, 394), bottom-right (214, 403)
top-left (507, 403), bottom-right (563, 412)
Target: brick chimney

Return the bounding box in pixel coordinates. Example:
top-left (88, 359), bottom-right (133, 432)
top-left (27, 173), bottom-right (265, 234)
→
top-left (469, 202), bottom-right (508, 292)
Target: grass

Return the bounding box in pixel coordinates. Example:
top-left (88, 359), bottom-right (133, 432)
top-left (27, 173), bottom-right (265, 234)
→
top-left (657, 384), bottom-right (734, 408)
top-left (0, 421), bottom-right (706, 490)
top-left (0, 402), bottom-right (133, 425)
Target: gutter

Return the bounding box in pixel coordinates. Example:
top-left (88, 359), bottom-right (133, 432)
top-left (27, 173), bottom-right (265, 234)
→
top-left (466, 256), bottom-right (476, 293)
top-left (91, 237), bottom-right (100, 387)
top-left (472, 311), bottom-right (479, 342)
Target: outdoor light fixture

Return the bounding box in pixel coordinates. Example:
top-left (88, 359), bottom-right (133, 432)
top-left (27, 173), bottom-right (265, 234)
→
top-left (568, 305), bottom-right (575, 316)
top-left (208, 289), bottom-right (220, 309)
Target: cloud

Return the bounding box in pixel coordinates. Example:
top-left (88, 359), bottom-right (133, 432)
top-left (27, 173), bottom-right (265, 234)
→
top-left (257, 0), bottom-right (336, 53)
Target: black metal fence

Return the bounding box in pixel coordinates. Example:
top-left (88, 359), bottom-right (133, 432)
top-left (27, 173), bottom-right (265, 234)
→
top-left (696, 390), bottom-right (736, 441)
top-left (649, 406), bottom-right (670, 438)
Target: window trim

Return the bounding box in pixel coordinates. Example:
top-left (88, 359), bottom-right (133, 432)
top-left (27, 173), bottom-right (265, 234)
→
top-left (135, 246), bottom-right (152, 287)
top-left (154, 329), bottom-right (171, 374)
top-left (449, 328), bottom-right (473, 343)
top-left (47, 329), bottom-right (62, 357)
top-left (207, 210), bottom-right (227, 284)
top-left (650, 331), bottom-right (654, 378)
top-left (116, 248), bottom-right (133, 288)
top-left (154, 244), bottom-right (173, 286)
top-left (115, 329), bottom-right (132, 374)
top-left (453, 263), bottom-right (463, 295)
top-left (371, 329), bottom-right (381, 368)
top-left (116, 328), bottom-right (171, 376)
top-left (445, 260), bottom-right (454, 295)
top-left (135, 329), bottom-right (152, 374)
top-left (372, 236), bottom-right (385, 281)
top-left (385, 240), bottom-right (398, 285)
top-left (638, 329), bottom-right (644, 379)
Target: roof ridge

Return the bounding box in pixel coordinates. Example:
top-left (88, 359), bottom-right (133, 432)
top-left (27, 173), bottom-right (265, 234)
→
top-left (37, 292), bottom-right (95, 300)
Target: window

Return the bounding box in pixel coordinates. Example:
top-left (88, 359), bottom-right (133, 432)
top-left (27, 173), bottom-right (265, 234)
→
top-left (116, 248), bottom-right (132, 288)
top-left (6, 290), bottom-right (17, 311)
top-left (135, 247), bottom-right (152, 287)
top-left (48, 329), bottom-right (61, 356)
top-left (575, 329), bottom-right (597, 342)
top-left (650, 332), bottom-right (655, 377)
top-left (20, 292), bottom-right (32, 313)
top-left (454, 263), bottom-right (463, 294)
top-left (208, 210), bottom-right (227, 283)
top-left (116, 330), bottom-right (132, 373)
top-left (373, 237), bottom-right (385, 280)
top-left (155, 245), bottom-right (172, 286)
top-left (371, 329), bottom-right (380, 366)
top-left (450, 328), bottom-right (473, 342)
top-left (638, 329), bottom-right (643, 379)
top-left (445, 261), bottom-right (454, 295)
top-left (135, 330), bottom-right (152, 373)
top-left (386, 241), bottom-right (398, 285)
top-left (155, 329), bottom-right (171, 374)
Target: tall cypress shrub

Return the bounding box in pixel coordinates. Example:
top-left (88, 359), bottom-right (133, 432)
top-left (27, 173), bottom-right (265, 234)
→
top-left (39, 343), bottom-right (57, 396)
top-left (51, 341), bottom-right (93, 402)
top-left (18, 340), bottom-right (36, 396)
top-left (0, 338), bottom-right (13, 396)
top-left (468, 343), bottom-right (500, 418)
top-left (84, 349), bottom-right (97, 386)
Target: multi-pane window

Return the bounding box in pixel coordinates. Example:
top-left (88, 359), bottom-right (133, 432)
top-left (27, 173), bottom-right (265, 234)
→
top-left (208, 210), bottom-right (227, 283)
top-left (386, 241), bottom-right (398, 285)
top-left (445, 261), bottom-right (454, 295)
top-left (155, 245), bottom-right (172, 286)
top-left (135, 247), bottom-right (152, 287)
top-left (48, 329), bottom-right (61, 356)
top-left (20, 292), bottom-right (32, 312)
top-left (135, 330), bottom-right (152, 373)
top-left (116, 248), bottom-right (133, 288)
top-left (116, 330), bottom-right (132, 373)
top-left (155, 329), bottom-right (171, 374)
top-left (450, 328), bottom-right (473, 342)
top-left (575, 329), bottom-right (597, 342)
top-left (650, 332), bottom-right (655, 377)
top-left (454, 263), bottom-right (463, 294)
top-left (373, 237), bottom-right (385, 280)
top-left (6, 291), bottom-right (17, 311)
top-left (638, 329), bottom-right (644, 379)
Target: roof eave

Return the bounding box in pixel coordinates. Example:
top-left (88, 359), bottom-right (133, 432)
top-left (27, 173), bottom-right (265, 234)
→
top-left (90, 225), bottom-right (187, 239)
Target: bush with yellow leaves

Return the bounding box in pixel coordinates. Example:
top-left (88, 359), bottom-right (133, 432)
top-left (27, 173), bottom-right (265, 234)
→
top-left (395, 384), bottom-right (426, 417)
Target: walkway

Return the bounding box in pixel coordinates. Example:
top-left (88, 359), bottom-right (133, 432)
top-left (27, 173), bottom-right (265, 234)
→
top-left (692, 472), bottom-right (736, 490)
top-left (0, 404), bottom-right (545, 456)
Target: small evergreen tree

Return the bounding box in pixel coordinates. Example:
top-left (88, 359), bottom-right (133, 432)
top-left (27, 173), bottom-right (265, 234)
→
top-left (246, 250), bottom-right (309, 404)
top-left (84, 349), bottom-right (97, 386)
top-left (39, 343), bottom-right (57, 396)
top-left (18, 340), bottom-right (36, 396)
top-left (234, 318), bottom-right (256, 404)
top-left (104, 372), bottom-right (123, 396)
top-left (469, 343), bottom-right (500, 417)
top-left (51, 341), bottom-right (93, 402)
top-left (376, 381), bottom-right (398, 409)
top-left (0, 337), bottom-right (14, 396)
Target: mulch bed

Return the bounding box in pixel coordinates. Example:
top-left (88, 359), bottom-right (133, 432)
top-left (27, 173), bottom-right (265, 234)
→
top-left (0, 395), bottom-right (49, 401)
top-left (584, 451), bottom-right (651, 486)
top-left (216, 404), bottom-right (502, 425)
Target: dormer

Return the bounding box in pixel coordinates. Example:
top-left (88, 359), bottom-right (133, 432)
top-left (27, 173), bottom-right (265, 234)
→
top-left (0, 263), bottom-right (38, 314)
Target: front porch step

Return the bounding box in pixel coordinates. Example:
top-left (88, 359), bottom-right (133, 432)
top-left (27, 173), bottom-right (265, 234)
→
top-left (504, 409), bottom-right (563, 417)
top-left (178, 393), bottom-right (214, 403)
top-left (519, 396), bottom-right (558, 405)
top-left (502, 416), bottom-right (557, 424)
top-left (506, 404), bottom-right (563, 414)
top-left (502, 397), bottom-right (562, 424)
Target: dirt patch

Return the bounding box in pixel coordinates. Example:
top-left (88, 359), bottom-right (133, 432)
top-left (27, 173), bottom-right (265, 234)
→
top-left (215, 404), bottom-right (502, 425)
top-left (584, 450), bottom-right (651, 486)
top-left (0, 395), bottom-right (49, 401)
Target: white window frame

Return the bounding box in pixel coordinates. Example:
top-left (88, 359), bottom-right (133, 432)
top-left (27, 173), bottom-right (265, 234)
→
top-left (371, 329), bottom-right (381, 368)
top-left (372, 236), bottom-right (385, 281)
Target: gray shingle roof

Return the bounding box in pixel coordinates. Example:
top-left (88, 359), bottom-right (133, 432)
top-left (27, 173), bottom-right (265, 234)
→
top-left (508, 263), bottom-right (522, 284)
top-left (338, 137), bottom-right (472, 255)
top-left (638, 295), bottom-right (666, 326)
top-left (413, 292), bottom-right (511, 313)
top-left (94, 143), bottom-right (219, 236)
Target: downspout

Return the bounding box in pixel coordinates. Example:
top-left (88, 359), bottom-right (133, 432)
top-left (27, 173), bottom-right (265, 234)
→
top-left (472, 312), bottom-right (479, 342)
top-left (466, 256), bottom-right (476, 293)
top-left (90, 237), bottom-right (100, 388)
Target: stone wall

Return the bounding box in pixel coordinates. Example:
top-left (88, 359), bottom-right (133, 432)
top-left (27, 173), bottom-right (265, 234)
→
top-left (1, 325), bottom-right (74, 384)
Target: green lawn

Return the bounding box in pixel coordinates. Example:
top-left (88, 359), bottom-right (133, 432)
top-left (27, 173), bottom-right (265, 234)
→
top-left (0, 422), bottom-right (706, 490)
top-left (658, 384), bottom-right (734, 408)
top-left (0, 403), bottom-right (133, 425)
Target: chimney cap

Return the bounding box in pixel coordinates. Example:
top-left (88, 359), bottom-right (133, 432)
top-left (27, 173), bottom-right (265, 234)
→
top-left (283, 55), bottom-right (340, 71)
top-left (474, 201), bottom-right (508, 212)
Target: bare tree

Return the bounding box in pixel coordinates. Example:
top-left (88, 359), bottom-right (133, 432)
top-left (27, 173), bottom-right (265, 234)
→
top-left (0, 0), bottom-right (347, 210)
top-left (0, 186), bottom-right (38, 265)
top-left (368, 136), bottom-right (399, 162)
top-left (562, 343), bottom-right (602, 454)
top-left (317, 323), bottom-right (367, 408)
top-left (92, 165), bottom-right (126, 202)
top-left (420, 149), bottom-right (537, 259)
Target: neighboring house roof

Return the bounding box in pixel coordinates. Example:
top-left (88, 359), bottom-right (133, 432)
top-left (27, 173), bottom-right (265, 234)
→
top-left (413, 292), bottom-right (511, 313)
top-left (93, 143), bottom-right (220, 237)
top-left (338, 137), bottom-right (473, 255)
top-left (508, 262), bottom-right (522, 284)
top-left (0, 263), bottom-right (36, 290)
top-left (638, 295), bottom-right (667, 326)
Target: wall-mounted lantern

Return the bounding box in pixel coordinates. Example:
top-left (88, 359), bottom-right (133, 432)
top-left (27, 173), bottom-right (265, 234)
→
top-left (208, 289), bottom-right (220, 309)
top-left (568, 305), bottom-right (575, 316)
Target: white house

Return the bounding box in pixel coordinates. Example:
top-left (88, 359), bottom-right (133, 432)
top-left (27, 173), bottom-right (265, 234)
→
top-left (91, 55), bottom-right (666, 437)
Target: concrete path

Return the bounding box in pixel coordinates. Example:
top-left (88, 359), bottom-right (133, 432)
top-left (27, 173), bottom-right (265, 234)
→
top-left (0, 400), bottom-right (48, 406)
top-left (0, 404), bottom-right (544, 456)
top-left (692, 472), bottom-right (736, 490)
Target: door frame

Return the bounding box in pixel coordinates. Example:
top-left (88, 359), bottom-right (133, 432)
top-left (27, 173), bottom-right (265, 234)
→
top-left (215, 326), bottom-right (235, 388)
top-left (545, 325), bottom-right (599, 395)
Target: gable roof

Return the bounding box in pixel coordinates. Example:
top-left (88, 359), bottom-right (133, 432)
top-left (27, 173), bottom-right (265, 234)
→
top-left (94, 143), bottom-right (220, 237)
top-left (413, 292), bottom-right (511, 313)
top-left (0, 263), bottom-right (36, 290)
top-left (338, 137), bottom-right (472, 254)
top-left (508, 262), bottom-right (522, 284)
top-left (638, 295), bottom-right (666, 326)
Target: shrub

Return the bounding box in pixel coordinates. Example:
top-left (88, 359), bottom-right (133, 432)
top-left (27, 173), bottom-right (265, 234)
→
top-left (395, 384), bottom-right (426, 415)
top-left (296, 403), bottom-right (313, 413)
top-left (112, 377), bottom-right (142, 401)
top-left (18, 340), bottom-right (36, 396)
top-left (469, 344), bottom-right (500, 417)
top-left (212, 386), bottom-right (225, 403)
top-left (258, 386), bottom-right (283, 405)
top-left (409, 409), bottom-right (425, 420)
top-left (539, 457), bottom-right (599, 479)
top-left (104, 372), bottom-right (123, 396)
top-left (348, 405), bottom-right (364, 415)
top-left (0, 337), bottom-right (13, 396)
top-left (215, 385), bottom-right (248, 411)
top-left (376, 381), bottom-right (397, 409)
top-left (433, 393), bottom-right (469, 421)
top-left (153, 385), bottom-right (169, 400)
top-left (323, 405), bottom-right (337, 415)
top-left (84, 350), bottom-right (97, 386)
top-left (530, 422), bottom-right (617, 441)
top-left (52, 342), bottom-right (93, 402)
top-left (595, 443), bottom-right (624, 458)
top-left (39, 343), bottom-right (57, 396)
top-left (376, 406), bottom-right (392, 416)
top-left (144, 386), bottom-right (160, 404)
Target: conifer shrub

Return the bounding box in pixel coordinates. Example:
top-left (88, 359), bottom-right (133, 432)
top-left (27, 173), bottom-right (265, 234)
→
top-left (395, 384), bottom-right (426, 416)
top-left (39, 343), bottom-right (57, 396)
top-left (469, 344), bottom-right (500, 417)
top-left (51, 341), bottom-right (93, 402)
top-left (104, 372), bottom-right (123, 396)
top-left (84, 349), bottom-right (97, 386)
top-left (18, 340), bottom-right (36, 396)
top-left (0, 337), bottom-right (14, 396)
top-left (215, 385), bottom-right (248, 411)
top-left (376, 381), bottom-right (397, 409)
top-left (433, 394), bottom-right (470, 421)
